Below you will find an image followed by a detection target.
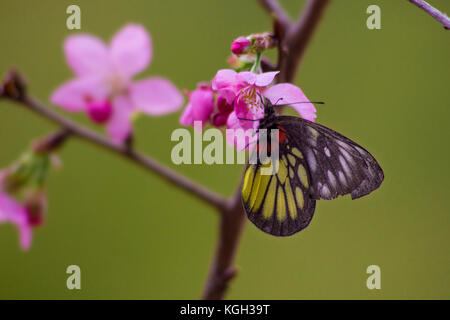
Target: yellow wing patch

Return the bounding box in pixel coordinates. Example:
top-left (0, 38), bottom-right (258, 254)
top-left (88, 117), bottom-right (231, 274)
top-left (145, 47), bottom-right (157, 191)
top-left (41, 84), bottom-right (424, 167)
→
top-left (295, 187), bottom-right (304, 209)
top-left (263, 177), bottom-right (277, 219)
top-left (285, 180), bottom-right (297, 219)
top-left (287, 154), bottom-right (296, 167)
top-left (242, 165), bottom-right (255, 202)
top-left (297, 164), bottom-right (309, 188)
top-left (292, 148), bottom-right (303, 159)
top-left (276, 187), bottom-right (286, 222)
top-left (277, 160), bottom-right (288, 184)
top-left (251, 169), bottom-right (271, 211)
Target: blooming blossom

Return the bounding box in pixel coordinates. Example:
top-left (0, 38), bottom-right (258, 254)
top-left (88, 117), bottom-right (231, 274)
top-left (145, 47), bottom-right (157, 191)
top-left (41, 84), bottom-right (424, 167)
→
top-left (214, 69), bottom-right (317, 130)
top-left (51, 24), bottom-right (183, 143)
top-left (179, 69), bottom-right (317, 148)
top-left (179, 83), bottom-right (214, 129)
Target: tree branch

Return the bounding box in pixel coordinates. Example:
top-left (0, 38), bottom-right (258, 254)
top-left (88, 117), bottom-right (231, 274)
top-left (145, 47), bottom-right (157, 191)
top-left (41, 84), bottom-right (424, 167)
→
top-left (278, 0), bottom-right (330, 83)
top-left (257, 0), bottom-right (291, 29)
top-left (0, 71), bottom-right (227, 211)
top-left (409, 0), bottom-right (450, 29)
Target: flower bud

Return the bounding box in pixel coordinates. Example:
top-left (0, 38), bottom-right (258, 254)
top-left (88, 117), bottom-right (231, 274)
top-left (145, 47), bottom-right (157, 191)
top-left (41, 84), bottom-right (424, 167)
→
top-left (24, 190), bottom-right (47, 227)
top-left (87, 101), bottom-right (113, 124)
top-left (1, 68), bottom-right (27, 100)
top-left (231, 37), bottom-right (251, 55)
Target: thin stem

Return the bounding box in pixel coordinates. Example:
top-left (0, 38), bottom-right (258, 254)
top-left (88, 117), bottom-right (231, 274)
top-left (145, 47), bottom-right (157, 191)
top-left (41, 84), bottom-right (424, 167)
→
top-left (2, 91), bottom-right (227, 211)
top-left (250, 52), bottom-right (262, 73)
top-left (409, 0), bottom-right (450, 29)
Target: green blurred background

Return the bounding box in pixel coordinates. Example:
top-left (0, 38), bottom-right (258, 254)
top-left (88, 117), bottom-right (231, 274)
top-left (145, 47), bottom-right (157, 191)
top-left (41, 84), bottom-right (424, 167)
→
top-left (0, 0), bottom-right (449, 299)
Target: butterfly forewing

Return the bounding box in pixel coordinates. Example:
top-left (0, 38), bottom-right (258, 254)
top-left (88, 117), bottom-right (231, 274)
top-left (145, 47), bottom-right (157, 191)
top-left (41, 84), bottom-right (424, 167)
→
top-left (277, 116), bottom-right (384, 200)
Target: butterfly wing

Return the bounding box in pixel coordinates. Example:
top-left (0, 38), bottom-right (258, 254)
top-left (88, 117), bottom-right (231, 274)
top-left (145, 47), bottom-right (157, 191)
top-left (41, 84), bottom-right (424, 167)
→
top-left (241, 141), bottom-right (316, 236)
top-left (277, 116), bottom-right (384, 200)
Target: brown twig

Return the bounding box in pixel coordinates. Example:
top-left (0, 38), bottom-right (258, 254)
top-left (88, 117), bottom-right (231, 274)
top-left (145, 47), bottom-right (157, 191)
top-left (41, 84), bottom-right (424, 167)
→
top-left (257, 0), bottom-right (291, 29)
top-left (0, 75), bottom-right (227, 211)
top-left (409, 0), bottom-right (450, 29)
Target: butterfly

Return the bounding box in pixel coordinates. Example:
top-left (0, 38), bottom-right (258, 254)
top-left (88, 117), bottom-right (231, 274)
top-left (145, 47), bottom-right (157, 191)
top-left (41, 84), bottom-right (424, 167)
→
top-left (241, 98), bottom-right (384, 236)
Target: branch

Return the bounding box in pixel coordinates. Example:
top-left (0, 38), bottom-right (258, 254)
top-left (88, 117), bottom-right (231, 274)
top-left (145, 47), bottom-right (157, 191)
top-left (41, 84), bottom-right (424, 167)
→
top-left (257, 0), bottom-right (291, 29)
top-left (1, 70), bottom-right (227, 211)
top-left (409, 0), bottom-right (450, 29)
top-left (202, 179), bottom-right (246, 299)
top-left (278, 0), bottom-right (330, 83)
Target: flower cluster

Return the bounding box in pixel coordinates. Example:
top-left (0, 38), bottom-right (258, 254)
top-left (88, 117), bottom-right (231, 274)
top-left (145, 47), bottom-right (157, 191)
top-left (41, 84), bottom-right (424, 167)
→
top-left (51, 24), bottom-right (183, 144)
top-left (231, 32), bottom-right (277, 55)
top-left (179, 33), bottom-right (317, 147)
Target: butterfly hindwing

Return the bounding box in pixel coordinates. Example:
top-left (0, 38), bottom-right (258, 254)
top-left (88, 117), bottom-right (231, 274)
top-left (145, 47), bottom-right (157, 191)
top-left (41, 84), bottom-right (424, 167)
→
top-left (277, 116), bottom-right (384, 201)
top-left (242, 141), bottom-right (316, 236)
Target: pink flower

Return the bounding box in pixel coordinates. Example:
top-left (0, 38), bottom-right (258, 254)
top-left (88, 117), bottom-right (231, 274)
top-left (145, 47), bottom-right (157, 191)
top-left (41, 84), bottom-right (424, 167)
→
top-left (231, 36), bottom-right (251, 55)
top-left (0, 191), bottom-right (32, 250)
top-left (179, 69), bottom-right (317, 149)
top-left (179, 83), bottom-right (214, 129)
top-left (212, 69), bottom-right (317, 128)
top-left (51, 24), bottom-right (183, 144)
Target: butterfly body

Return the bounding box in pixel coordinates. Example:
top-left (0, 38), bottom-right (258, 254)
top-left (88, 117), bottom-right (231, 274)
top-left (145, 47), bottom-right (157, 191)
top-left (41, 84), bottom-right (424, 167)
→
top-left (241, 100), bottom-right (384, 236)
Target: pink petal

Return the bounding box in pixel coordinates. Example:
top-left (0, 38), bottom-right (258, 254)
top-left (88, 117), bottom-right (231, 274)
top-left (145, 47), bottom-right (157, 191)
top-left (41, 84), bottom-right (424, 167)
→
top-left (106, 95), bottom-right (134, 144)
top-left (130, 77), bottom-right (183, 115)
top-left (179, 102), bottom-right (194, 126)
top-left (255, 71), bottom-right (279, 87)
top-left (189, 89), bottom-right (214, 121)
top-left (51, 76), bottom-right (108, 112)
top-left (264, 83), bottom-right (317, 121)
top-left (0, 192), bottom-right (32, 250)
top-left (110, 24), bottom-right (152, 77)
top-left (18, 223), bottom-right (32, 250)
top-left (237, 71), bottom-right (257, 85)
top-left (211, 69), bottom-right (238, 90)
top-left (64, 35), bottom-right (110, 76)
top-left (226, 111), bottom-right (258, 151)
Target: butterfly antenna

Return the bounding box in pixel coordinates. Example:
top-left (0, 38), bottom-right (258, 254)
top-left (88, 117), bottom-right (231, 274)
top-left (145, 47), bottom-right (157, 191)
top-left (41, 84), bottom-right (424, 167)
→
top-left (238, 117), bottom-right (263, 122)
top-left (274, 100), bottom-right (325, 106)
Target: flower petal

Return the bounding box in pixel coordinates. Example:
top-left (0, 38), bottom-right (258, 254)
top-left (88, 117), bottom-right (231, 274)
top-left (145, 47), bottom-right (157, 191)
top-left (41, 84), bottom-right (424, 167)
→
top-left (106, 95), bottom-right (134, 144)
top-left (0, 192), bottom-right (32, 250)
top-left (236, 71), bottom-right (257, 85)
top-left (50, 76), bottom-right (108, 112)
top-left (264, 83), bottom-right (317, 121)
top-left (18, 223), bottom-right (32, 250)
top-left (130, 77), bottom-right (183, 115)
top-left (190, 89), bottom-right (214, 121)
top-left (211, 69), bottom-right (238, 90)
top-left (64, 34), bottom-right (110, 76)
top-left (225, 111), bottom-right (258, 151)
top-left (255, 71), bottom-right (279, 87)
top-left (110, 24), bottom-right (152, 77)
top-left (179, 102), bottom-right (194, 126)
